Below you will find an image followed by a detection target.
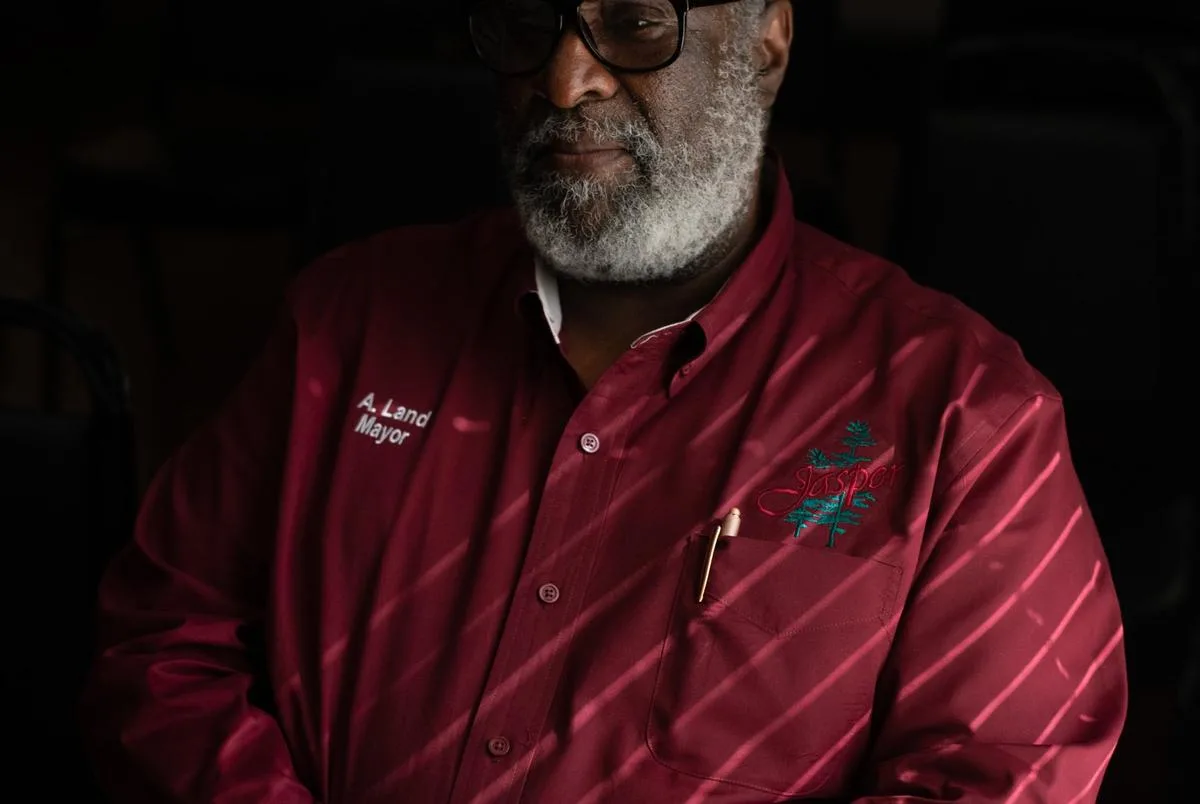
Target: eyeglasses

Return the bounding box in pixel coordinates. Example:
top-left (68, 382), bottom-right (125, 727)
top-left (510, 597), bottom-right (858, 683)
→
top-left (467, 0), bottom-right (745, 76)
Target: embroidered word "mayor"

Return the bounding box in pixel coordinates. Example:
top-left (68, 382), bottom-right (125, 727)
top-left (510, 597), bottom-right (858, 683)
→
top-left (352, 392), bottom-right (434, 447)
top-left (756, 421), bottom-right (902, 548)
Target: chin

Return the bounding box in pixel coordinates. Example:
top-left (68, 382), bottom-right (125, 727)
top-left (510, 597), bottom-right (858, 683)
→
top-left (528, 165), bottom-right (631, 193)
top-left (517, 183), bottom-right (622, 232)
top-left (562, 199), bottom-right (623, 234)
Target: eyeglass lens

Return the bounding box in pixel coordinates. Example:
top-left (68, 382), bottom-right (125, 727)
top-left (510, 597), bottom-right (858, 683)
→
top-left (470, 0), bottom-right (682, 75)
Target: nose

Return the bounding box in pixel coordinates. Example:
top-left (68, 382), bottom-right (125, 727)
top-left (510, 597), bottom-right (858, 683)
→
top-left (536, 27), bottom-right (620, 109)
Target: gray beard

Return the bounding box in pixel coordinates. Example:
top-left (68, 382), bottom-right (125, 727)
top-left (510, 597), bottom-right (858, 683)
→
top-left (504, 38), bottom-right (769, 284)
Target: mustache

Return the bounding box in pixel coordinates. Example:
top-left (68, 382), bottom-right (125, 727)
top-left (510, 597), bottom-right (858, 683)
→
top-left (514, 110), bottom-right (660, 163)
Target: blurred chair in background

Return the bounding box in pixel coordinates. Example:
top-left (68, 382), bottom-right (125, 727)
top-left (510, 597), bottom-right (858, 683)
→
top-left (0, 297), bottom-right (136, 800)
top-left (888, 9), bottom-right (1199, 801)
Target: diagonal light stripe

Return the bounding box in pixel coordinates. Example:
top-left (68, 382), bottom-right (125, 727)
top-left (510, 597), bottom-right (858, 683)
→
top-left (1036, 626), bottom-right (1124, 744)
top-left (785, 505), bottom-right (1085, 796)
top-left (905, 363), bottom-right (989, 536)
top-left (281, 538), bottom-right (471, 692)
top-left (493, 402), bottom-right (645, 531)
top-left (368, 543), bottom-right (684, 795)
top-left (719, 337), bottom-right (927, 512)
top-left (971, 552), bottom-right (1097, 731)
top-left (899, 503), bottom-right (1079, 702)
top-left (955, 396), bottom-right (1046, 490)
top-left (324, 399), bottom-right (651, 694)
top-left (765, 335), bottom-right (822, 391)
top-left (673, 522), bottom-right (893, 734)
top-left (686, 612), bottom-right (903, 803)
top-left (352, 589), bottom-right (510, 721)
top-left (1003, 745), bottom-right (1061, 804)
top-left (784, 708), bottom-right (874, 796)
top-left (916, 452), bottom-right (1062, 603)
top-left (467, 638), bottom-right (676, 804)
top-left (1064, 744), bottom-right (1117, 804)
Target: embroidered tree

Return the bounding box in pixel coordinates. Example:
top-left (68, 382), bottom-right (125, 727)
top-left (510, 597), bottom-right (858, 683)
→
top-left (843, 420), bottom-right (877, 450)
top-left (785, 491), bottom-right (878, 547)
top-left (829, 420), bottom-right (876, 467)
top-left (809, 422), bottom-right (877, 470)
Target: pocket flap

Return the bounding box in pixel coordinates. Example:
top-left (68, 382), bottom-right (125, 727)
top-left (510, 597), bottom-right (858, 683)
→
top-left (708, 538), bottom-right (901, 637)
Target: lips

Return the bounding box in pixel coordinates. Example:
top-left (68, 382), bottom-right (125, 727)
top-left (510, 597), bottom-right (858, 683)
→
top-left (535, 137), bottom-right (629, 158)
top-left (546, 140), bottom-right (626, 155)
top-left (534, 139), bottom-right (633, 174)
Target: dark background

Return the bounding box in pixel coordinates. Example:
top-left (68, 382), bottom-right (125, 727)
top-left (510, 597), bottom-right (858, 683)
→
top-left (1, 0), bottom-right (1197, 800)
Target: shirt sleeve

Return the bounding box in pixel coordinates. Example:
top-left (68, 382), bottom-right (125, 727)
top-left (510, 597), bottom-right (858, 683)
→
top-left (80, 302), bottom-right (315, 803)
top-left (855, 394), bottom-right (1128, 802)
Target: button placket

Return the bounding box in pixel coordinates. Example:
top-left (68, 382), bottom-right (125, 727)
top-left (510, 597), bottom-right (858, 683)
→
top-left (447, 389), bottom-right (647, 804)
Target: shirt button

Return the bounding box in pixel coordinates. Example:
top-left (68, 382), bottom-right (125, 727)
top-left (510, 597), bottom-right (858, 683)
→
top-left (486, 736), bottom-right (511, 758)
top-left (538, 583), bottom-right (561, 604)
top-left (579, 433), bottom-right (601, 454)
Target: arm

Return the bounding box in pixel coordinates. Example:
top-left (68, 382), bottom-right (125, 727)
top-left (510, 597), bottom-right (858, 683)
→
top-left (81, 307), bottom-right (315, 804)
top-left (855, 394), bottom-right (1127, 802)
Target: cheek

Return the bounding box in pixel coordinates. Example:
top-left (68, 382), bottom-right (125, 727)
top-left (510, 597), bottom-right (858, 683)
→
top-left (631, 51), bottom-right (724, 144)
top-left (628, 79), bottom-right (696, 146)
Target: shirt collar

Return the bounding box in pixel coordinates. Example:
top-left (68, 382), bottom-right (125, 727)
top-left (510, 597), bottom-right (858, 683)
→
top-left (533, 260), bottom-right (565, 344)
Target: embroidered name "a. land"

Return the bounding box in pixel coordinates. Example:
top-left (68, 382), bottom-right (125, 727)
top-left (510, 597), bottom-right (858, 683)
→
top-left (353, 393), bottom-right (433, 447)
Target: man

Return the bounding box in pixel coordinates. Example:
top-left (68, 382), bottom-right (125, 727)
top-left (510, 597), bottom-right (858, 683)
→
top-left (83, 1), bottom-right (1127, 801)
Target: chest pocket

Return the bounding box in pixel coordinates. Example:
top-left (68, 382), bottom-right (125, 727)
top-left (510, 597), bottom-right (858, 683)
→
top-left (647, 534), bottom-right (901, 797)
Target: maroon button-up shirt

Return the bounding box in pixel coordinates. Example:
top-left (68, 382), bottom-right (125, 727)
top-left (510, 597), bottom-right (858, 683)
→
top-left (85, 168), bottom-right (1127, 803)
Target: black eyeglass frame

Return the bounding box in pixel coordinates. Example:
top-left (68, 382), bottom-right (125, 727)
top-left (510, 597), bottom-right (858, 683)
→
top-left (466, 0), bottom-right (746, 77)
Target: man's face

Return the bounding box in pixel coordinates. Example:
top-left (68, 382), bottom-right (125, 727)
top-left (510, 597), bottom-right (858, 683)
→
top-left (497, 2), bottom-right (771, 284)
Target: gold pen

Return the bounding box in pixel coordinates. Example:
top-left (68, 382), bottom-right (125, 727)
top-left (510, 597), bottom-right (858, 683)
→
top-left (698, 508), bottom-right (742, 604)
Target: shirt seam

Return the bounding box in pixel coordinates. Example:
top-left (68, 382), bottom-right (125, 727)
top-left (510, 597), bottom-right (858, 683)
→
top-left (936, 392), bottom-right (1051, 501)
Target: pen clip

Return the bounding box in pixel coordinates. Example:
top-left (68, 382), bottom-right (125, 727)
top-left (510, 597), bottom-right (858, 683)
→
top-left (697, 508), bottom-right (741, 605)
top-left (697, 524), bottom-right (722, 604)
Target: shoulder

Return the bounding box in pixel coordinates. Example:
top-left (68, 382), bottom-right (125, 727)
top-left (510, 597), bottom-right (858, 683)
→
top-left (792, 223), bottom-right (1056, 398)
top-left (787, 224), bottom-right (1063, 478)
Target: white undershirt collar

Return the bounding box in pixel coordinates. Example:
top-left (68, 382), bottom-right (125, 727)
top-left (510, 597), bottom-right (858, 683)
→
top-left (533, 260), bottom-right (704, 347)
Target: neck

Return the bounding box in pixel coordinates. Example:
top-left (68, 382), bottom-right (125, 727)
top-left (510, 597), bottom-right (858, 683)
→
top-left (557, 167), bottom-right (771, 389)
